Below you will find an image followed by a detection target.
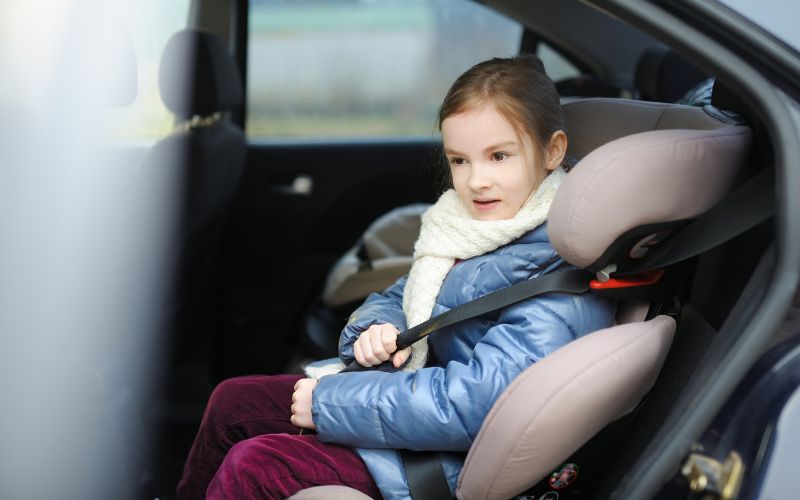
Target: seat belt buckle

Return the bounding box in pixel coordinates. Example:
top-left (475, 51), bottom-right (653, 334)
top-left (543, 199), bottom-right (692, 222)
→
top-left (589, 269), bottom-right (665, 290)
top-left (589, 268), bottom-right (674, 302)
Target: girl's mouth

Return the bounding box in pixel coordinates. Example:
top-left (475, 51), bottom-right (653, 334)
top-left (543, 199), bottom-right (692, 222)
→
top-left (473, 199), bottom-right (500, 211)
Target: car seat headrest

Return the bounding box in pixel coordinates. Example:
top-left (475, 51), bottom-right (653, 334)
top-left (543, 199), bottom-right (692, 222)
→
top-left (548, 124), bottom-right (752, 273)
top-left (562, 98), bottom-right (735, 160)
top-left (634, 46), bottom-right (709, 102)
top-left (159, 29), bottom-right (243, 120)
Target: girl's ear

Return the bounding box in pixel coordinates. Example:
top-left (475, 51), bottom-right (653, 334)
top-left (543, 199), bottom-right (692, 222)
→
top-left (545, 130), bottom-right (568, 171)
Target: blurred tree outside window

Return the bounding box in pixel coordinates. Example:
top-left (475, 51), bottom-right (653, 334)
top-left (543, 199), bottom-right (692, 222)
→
top-left (247, 0), bottom-right (522, 139)
top-left (101, 0), bottom-right (190, 142)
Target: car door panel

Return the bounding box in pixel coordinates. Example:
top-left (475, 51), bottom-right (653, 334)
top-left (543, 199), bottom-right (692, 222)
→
top-left (216, 140), bottom-right (439, 376)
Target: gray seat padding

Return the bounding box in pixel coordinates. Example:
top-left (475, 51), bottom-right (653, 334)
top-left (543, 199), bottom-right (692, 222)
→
top-left (457, 316), bottom-right (675, 499)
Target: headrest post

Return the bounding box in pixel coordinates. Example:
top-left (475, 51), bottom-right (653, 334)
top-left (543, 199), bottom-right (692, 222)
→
top-left (596, 263), bottom-right (617, 282)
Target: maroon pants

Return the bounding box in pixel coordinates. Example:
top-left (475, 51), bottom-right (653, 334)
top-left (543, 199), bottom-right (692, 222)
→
top-left (175, 374), bottom-right (381, 499)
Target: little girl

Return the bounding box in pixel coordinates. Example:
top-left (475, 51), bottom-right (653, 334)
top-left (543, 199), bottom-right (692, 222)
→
top-left (176, 54), bottom-right (616, 499)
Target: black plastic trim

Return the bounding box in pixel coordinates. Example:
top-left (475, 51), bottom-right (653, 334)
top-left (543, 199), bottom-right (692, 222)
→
top-left (230, 0), bottom-right (247, 129)
top-left (587, 219), bottom-right (690, 274)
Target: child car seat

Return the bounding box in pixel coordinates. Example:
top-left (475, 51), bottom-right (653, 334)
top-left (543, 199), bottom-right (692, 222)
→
top-left (305, 204), bottom-right (429, 357)
top-left (322, 203), bottom-right (430, 309)
top-left (289, 97), bottom-right (752, 499)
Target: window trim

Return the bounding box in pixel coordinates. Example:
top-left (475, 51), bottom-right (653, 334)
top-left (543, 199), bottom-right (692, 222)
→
top-left (520, 28), bottom-right (594, 77)
top-left (232, 0), bottom-right (248, 129)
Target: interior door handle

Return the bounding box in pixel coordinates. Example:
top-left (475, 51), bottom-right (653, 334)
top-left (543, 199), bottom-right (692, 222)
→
top-left (268, 174), bottom-right (314, 196)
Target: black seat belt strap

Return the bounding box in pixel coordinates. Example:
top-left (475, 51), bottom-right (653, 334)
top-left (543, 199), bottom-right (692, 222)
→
top-left (340, 268), bottom-right (593, 373)
top-left (400, 450), bottom-right (453, 500)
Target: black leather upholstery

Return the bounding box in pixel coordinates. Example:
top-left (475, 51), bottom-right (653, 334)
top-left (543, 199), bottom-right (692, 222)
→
top-left (635, 46), bottom-right (709, 102)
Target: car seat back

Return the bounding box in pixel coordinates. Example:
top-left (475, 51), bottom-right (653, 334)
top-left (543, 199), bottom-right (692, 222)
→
top-left (135, 29), bottom-right (246, 355)
top-left (634, 46), bottom-right (709, 102)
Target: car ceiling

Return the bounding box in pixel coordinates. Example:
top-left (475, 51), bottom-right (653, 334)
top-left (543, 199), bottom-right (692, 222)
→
top-left (486, 0), bottom-right (662, 84)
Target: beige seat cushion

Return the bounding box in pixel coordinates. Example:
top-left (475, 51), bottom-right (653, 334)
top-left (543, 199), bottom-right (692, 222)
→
top-left (287, 485), bottom-right (373, 500)
top-left (456, 316), bottom-right (675, 500)
top-left (323, 255), bottom-right (413, 308)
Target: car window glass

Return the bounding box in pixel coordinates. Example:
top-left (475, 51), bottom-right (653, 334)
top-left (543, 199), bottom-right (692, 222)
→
top-left (101, 0), bottom-right (191, 143)
top-left (537, 42), bottom-right (581, 82)
top-left (247, 0), bottom-right (522, 140)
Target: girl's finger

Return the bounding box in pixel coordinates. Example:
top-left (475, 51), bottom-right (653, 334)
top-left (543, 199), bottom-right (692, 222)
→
top-left (358, 335), bottom-right (379, 366)
top-left (381, 325), bottom-right (398, 354)
top-left (370, 327), bottom-right (388, 361)
top-left (393, 346), bottom-right (412, 368)
top-left (360, 334), bottom-right (378, 365)
top-left (354, 340), bottom-right (368, 366)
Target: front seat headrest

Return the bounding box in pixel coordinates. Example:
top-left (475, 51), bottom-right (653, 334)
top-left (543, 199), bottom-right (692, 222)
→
top-left (159, 29), bottom-right (243, 120)
top-left (635, 46), bottom-right (709, 102)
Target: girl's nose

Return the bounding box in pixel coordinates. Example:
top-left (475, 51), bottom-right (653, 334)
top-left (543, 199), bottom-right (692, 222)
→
top-left (468, 163), bottom-right (492, 191)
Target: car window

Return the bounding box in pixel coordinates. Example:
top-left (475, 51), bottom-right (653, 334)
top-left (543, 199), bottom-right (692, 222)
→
top-left (101, 0), bottom-right (191, 143)
top-left (246, 0), bottom-right (523, 140)
top-left (537, 42), bottom-right (581, 82)
top-left (719, 0), bottom-right (800, 53)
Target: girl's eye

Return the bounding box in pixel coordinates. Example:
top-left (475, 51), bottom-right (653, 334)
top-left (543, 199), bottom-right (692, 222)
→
top-left (449, 157), bottom-right (465, 166)
top-left (491, 152), bottom-right (507, 162)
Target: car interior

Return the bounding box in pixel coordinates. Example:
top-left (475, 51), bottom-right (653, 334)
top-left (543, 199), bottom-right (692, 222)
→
top-left (120, 0), bottom-right (779, 498)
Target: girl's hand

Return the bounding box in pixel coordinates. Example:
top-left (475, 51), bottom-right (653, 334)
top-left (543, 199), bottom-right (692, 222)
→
top-left (291, 378), bottom-right (318, 430)
top-left (354, 323), bottom-right (412, 368)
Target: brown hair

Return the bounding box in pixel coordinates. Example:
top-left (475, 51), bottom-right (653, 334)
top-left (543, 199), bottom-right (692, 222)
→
top-left (436, 54), bottom-right (566, 190)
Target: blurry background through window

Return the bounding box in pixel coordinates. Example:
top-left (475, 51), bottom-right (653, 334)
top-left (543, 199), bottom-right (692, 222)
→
top-left (247, 0), bottom-right (523, 139)
top-left (537, 42), bottom-right (581, 82)
top-left (101, 0), bottom-right (190, 142)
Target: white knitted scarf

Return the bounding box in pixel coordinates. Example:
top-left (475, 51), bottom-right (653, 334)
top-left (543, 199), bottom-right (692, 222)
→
top-left (401, 166), bottom-right (567, 370)
top-left (304, 167), bottom-right (567, 378)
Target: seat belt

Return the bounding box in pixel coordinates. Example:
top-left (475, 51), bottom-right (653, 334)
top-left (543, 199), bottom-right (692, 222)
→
top-left (629, 167), bottom-right (775, 272)
top-left (340, 268), bottom-right (593, 373)
top-left (339, 168), bottom-right (774, 500)
top-left (400, 450), bottom-right (453, 500)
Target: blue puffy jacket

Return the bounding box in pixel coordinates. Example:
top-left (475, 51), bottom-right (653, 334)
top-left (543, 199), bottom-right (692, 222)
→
top-left (311, 223), bottom-right (616, 499)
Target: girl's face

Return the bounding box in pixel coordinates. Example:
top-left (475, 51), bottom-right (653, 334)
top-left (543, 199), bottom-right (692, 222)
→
top-left (442, 103), bottom-right (543, 221)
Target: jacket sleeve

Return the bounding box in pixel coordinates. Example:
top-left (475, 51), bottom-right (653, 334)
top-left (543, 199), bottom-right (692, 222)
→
top-left (313, 291), bottom-right (611, 451)
top-left (337, 275), bottom-right (409, 365)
